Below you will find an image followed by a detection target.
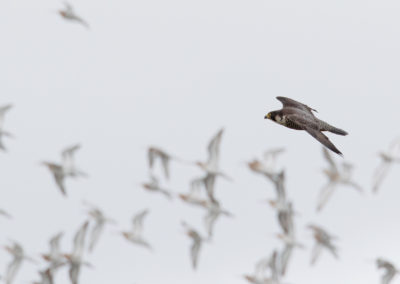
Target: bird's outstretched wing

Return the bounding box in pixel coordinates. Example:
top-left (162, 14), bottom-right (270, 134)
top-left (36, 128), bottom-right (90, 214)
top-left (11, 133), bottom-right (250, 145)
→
top-left (190, 237), bottom-right (201, 269)
top-left (88, 221), bottom-right (104, 252)
top-left (49, 232), bottom-right (63, 257)
top-left (207, 128), bottom-right (224, 170)
top-left (72, 221), bottom-right (88, 259)
top-left (305, 127), bottom-right (342, 155)
top-left (280, 245), bottom-right (293, 275)
top-left (276, 97), bottom-right (317, 115)
top-left (53, 169), bottom-right (66, 195)
top-left (0, 104), bottom-right (12, 130)
top-left (132, 209), bottom-right (149, 235)
top-left (63, 2), bottom-right (74, 12)
top-left (317, 183), bottom-right (336, 212)
top-left (285, 114), bottom-right (342, 155)
top-left (310, 243), bottom-right (322, 265)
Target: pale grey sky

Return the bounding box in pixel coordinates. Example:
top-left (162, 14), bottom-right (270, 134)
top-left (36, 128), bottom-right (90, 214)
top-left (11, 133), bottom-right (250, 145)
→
top-left (1, 0), bottom-right (400, 283)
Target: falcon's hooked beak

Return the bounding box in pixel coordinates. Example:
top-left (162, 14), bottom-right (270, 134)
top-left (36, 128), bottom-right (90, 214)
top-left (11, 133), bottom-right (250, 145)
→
top-left (264, 113), bottom-right (271, 119)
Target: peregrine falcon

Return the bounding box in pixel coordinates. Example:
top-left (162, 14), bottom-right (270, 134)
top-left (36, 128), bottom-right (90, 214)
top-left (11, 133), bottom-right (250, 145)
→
top-left (264, 97), bottom-right (347, 155)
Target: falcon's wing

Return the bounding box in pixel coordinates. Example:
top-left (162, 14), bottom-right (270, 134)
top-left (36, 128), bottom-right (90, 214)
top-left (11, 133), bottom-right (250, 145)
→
top-left (276, 97), bottom-right (317, 115)
top-left (306, 127), bottom-right (342, 155)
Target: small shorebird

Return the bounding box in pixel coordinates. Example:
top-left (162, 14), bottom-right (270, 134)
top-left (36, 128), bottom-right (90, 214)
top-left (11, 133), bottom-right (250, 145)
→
top-left (243, 251), bottom-right (280, 284)
top-left (276, 230), bottom-right (304, 276)
top-left (61, 144), bottom-right (87, 178)
top-left (178, 177), bottom-right (209, 208)
top-left (41, 232), bottom-right (65, 272)
top-left (247, 159), bottom-right (282, 186)
top-left (307, 224), bottom-right (338, 265)
top-left (141, 175), bottom-right (172, 200)
top-left (272, 199), bottom-right (303, 276)
top-left (41, 162), bottom-right (67, 196)
top-left (121, 209), bottom-right (152, 250)
top-left (372, 139), bottom-right (400, 193)
top-left (41, 144), bottom-right (86, 196)
top-left (376, 258), bottom-right (399, 284)
top-left (4, 241), bottom-right (35, 284)
top-left (317, 147), bottom-right (362, 211)
top-left (203, 199), bottom-right (233, 240)
top-left (187, 128), bottom-right (231, 201)
top-left (248, 152), bottom-right (286, 201)
top-left (182, 222), bottom-right (206, 270)
top-left (58, 2), bottom-right (89, 28)
top-left (32, 268), bottom-right (53, 284)
top-left (148, 146), bottom-right (179, 180)
top-left (195, 128), bottom-right (231, 179)
top-left (189, 173), bottom-right (218, 203)
top-left (271, 200), bottom-right (294, 236)
top-left (64, 221), bottom-right (91, 284)
top-left (84, 202), bottom-right (116, 252)
top-left (265, 97), bottom-right (347, 155)
top-left (247, 148), bottom-right (285, 182)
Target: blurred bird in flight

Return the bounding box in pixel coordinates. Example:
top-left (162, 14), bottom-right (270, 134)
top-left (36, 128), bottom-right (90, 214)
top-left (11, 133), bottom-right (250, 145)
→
top-left (317, 147), bottom-right (362, 211)
top-left (243, 251), bottom-right (281, 284)
top-left (41, 232), bottom-right (65, 275)
top-left (0, 104), bottom-right (13, 151)
top-left (83, 202), bottom-right (117, 252)
top-left (64, 221), bottom-right (91, 284)
top-left (308, 224), bottom-right (338, 265)
top-left (41, 144), bottom-right (86, 196)
top-left (3, 241), bottom-right (35, 284)
top-left (182, 222), bottom-right (206, 270)
top-left (372, 139), bottom-right (400, 193)
top-left (376, 258), bottom-right (398, 284)
top-left (141, 175), bottom-right (173, 200)
top-left (121, 209), bottom-right (152, 250)
top-left (58, 2), bottom-right (89, 29)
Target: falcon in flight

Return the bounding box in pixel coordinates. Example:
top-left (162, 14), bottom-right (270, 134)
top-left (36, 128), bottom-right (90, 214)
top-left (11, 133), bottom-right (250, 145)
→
top-left (265, 97), bottom-right (347, 155)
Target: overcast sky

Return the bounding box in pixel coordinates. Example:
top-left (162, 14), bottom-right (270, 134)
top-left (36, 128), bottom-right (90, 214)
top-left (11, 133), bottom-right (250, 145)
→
top-left (1, 0), bottom-right (400, 283)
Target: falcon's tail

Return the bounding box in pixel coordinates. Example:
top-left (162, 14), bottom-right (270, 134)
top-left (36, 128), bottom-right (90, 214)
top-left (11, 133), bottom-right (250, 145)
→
top-left (328, 126), bottom-right (348, 136)
top-left (319, 121), bottom-right (348, 136)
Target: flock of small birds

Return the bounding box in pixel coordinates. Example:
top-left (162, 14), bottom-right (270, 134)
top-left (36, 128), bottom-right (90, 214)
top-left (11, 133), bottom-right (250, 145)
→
top-left (1, 2), bottom-right (400, 284)
top-left (1, 97), bottom-right (400, 284)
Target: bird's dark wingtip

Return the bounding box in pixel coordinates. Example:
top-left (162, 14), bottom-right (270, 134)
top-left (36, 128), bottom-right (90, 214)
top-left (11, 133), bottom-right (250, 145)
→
top-left (329, 146), bottom-right (343, 156)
